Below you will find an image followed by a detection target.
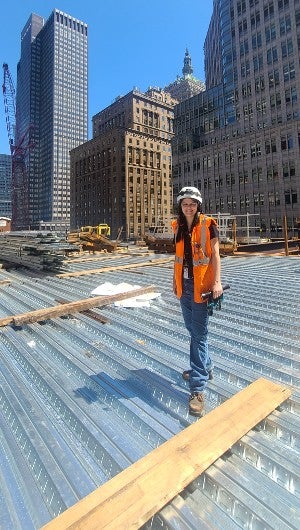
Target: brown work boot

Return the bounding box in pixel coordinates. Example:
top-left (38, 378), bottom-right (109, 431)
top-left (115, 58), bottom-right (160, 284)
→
top-left (182, 370), bottom-right (213, 381)
top-left (189, 392), bottom-right (205, 416)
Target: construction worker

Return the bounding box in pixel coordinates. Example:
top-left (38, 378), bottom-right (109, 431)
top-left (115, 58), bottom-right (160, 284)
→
top-left (172, 186), bottom-right (223, 416)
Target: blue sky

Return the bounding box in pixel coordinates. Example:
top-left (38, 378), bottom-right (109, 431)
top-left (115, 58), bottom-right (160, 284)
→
top-left (1, 0), bottom-right (213, 154)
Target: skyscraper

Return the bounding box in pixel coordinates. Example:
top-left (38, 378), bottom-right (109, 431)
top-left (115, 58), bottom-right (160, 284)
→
top-left (0, 154), bottom-right (12, 218)
top-left (15, 10), bottom-right (88, 231)
top-left (173, 0), bottom-right (300, 238)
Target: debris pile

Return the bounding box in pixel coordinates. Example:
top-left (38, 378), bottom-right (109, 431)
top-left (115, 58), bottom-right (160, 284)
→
top-left (68, 230), bottom-right (118, 253)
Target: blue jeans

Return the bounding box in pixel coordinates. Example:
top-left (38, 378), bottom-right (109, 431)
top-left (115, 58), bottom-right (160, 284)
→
top-left (180, 278), bottom-right (213, 393)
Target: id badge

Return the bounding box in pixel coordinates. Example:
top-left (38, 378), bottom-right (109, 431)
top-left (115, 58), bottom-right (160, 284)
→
top-left (183, 267), bottom-right (189, 279)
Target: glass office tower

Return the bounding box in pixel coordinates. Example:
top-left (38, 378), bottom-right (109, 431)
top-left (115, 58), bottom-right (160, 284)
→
top-left (173, 0), bottom-right (300, 237)
top-left (15, 10), bottom-right (88, 230)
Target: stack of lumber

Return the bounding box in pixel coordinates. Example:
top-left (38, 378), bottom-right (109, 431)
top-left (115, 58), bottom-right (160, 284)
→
top-left (0, 231), bottom-right (78, 272)
top-left (144, 233), bottom-right (175, 253)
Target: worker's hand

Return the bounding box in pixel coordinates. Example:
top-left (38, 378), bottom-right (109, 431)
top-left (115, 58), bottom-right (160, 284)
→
top-left (212, 281), bottom-right (223, 299)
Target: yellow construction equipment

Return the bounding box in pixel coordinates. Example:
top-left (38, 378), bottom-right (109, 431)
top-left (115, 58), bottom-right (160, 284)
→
top-left (80, 224), bottom-right (111, 237)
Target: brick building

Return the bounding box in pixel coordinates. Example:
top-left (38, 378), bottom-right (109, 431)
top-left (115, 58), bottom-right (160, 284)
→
top-left (70, 88), bottom-right (177, 239)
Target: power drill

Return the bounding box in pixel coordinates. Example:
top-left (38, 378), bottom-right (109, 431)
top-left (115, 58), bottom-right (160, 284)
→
top-left (202, 284), bottom-right (230, 316)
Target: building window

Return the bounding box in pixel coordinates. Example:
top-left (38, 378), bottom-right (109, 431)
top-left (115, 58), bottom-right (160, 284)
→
top-left (241, 60), bottom-right (250, 77)
top-left (280, 15), bottom-right (291, 34)
top-left (267, 46), bottom-right (278, 64)
top-left (268, 69), bottom-right (279, 87)
top-left (268, 192), bottom-right (275, 205)
top-left (281, 38), bottom-right (293, 58)
top-left (252, 31), bottom-right (262, 48)
top-left (281, 135), bottom-right (293, 150)
top-left (285, 189), bottom-right (297, 204)
top-left (251, 11), bottom-right (260, 29)
top-left (254, 75), bottom-right (265, 91)
top-left (265, 24), bottom-right (276, 42)
top-left (285, 86), bottom-right (297, 104)
top-left (240, 39), bottom-right (249, 56)
top-left (283, 61), bottom-right (295, 81)
top-left (239, 19), bottom-right (248, 34)
top-left (243, 103), bottom-right (253, 118)
top-left (264, 2), bottom-right (275, 20)
top-left (278, 0), bottom-right (290, 12)
top-left (237, 0), bottom-right (246, 16)
top-left (253, 54), bottom-right (263, 71)
top-left (251, 142), bottom-right (261, 157)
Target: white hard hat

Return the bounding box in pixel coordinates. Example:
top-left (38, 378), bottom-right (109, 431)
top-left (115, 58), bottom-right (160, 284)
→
top-left (177, 186), bottom-right (202, 204)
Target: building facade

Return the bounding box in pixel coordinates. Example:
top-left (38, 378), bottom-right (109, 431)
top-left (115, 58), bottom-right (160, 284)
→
top-left (0, 154), bottom-right (12, 218)
top-left (70, 88), bottom-right (176, 239)
top-left (15, 10), bottom-right (88, 231)
top-left (173, 0), bottom-right (300, 237)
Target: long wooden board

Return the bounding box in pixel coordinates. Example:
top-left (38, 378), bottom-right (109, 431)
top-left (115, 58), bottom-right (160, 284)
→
top-left (56, 257), bottom-right (173, 278)
top-left (41, 378), bottom-right (292, 530)
top-left (0, 285), bottom-right (157, 327)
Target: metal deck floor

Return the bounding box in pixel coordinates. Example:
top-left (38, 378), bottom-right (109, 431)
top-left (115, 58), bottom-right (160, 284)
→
top-left (0, 254), bottom-right (299, 529)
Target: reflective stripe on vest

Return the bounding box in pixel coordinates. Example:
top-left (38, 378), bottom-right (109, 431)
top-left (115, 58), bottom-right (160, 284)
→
top-left (193, 257), bottom-right (210, 266)
top-left (191, 216), bottom-right (210, 266)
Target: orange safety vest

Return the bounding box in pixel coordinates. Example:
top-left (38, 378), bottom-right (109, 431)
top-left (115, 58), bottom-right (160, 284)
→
top-left (172, 215), bottom-right (217, 303)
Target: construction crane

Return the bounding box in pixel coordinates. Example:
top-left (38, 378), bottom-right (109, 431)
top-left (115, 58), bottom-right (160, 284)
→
top-left (2, 62), bottom-right (34, 230)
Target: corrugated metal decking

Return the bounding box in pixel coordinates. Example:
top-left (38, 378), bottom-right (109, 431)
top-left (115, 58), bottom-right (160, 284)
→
top-left (0, 253), bottom-right (299, 529)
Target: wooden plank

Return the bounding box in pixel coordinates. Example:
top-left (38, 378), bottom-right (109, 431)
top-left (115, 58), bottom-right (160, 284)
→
top-left (0, 285), bottom-right (157, 327)
top-left (55, 298), bottom-right (110, 323)
top-left (56, 257), bottom-right (173, 278)
top-left (41, 378), bottom-right (292, 530)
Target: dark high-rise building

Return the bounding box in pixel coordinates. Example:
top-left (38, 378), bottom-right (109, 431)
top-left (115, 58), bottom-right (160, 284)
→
top-left (173, 0), bottom-right (300, 237)
top-left (15, 10), bottom-right (88, 230)
top-left (0, 154), bottom-right (12, 218)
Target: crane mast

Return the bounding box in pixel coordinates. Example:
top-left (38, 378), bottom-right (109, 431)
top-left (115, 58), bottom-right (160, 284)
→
top-left (2, 63), bottom-right (16, 152)
top-left (2, 62), bottom-right (34, 230)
